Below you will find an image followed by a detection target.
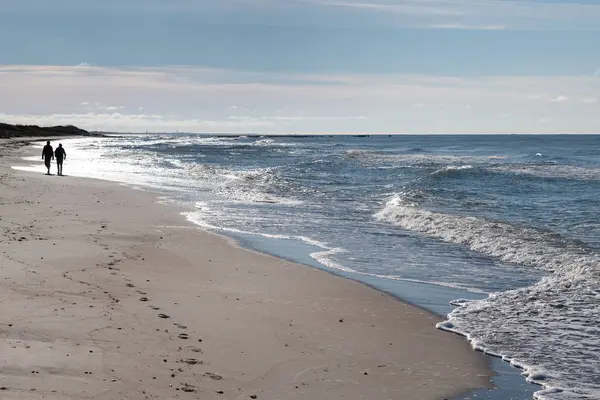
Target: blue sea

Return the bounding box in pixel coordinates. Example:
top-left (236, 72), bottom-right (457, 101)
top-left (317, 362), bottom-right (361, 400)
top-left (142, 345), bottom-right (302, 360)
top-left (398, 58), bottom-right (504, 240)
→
top-left (22, 134), bottom-right (600, 399)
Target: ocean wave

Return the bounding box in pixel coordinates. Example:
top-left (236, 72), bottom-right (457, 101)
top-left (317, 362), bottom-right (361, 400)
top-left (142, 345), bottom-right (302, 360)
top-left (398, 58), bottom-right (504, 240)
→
top-left (437, 271), bottom-right (600, 400)
top-left (184, 211), bottom-right (353, 272)
top-left (371, 275), bottom-right (487, 293)
top-left (183, 163), bottom-right (301, 205)
top-left (186, 207), bottom-right (488, 291)
top-left (345, 149), bottom-right (499, 167)
top-left (374, 194), bottom-right (598, 273)
top-left (253, 138), bottom-right (275, 146)
top-left (490, 164), bottom-right (600, 182)
top-left (344, 149), bottom-right (387, 159)
top-left (430, 165), bottom-right (474, 177)
top-left (376, 194), bottom-right (600, 399)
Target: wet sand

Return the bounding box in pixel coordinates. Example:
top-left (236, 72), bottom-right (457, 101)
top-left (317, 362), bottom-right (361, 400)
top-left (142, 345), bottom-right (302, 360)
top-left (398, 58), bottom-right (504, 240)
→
top-left (0, 141), bottom-right (492, 399)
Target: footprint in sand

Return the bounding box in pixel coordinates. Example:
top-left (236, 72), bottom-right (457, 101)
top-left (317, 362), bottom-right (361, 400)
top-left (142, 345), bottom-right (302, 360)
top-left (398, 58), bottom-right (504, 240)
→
top-left (125, 283), bottom-right (135, 288)
top-left (174, 323), bottom-right (187, 329)
top-left (181, 384), bottom-right (196, 393)
top-left (158, 313), bottom-right (170, 319)
top-left (204, 372), bottom-right (222, 380)
top-left (190, 347), bottom-right (202, 353)
top-left (150, 305), bottom-right (160, 310)
top-left (136, 290), bottom-right (147, 295)
top-left (139, 297), bottom-right (149, 302)
top-left (177, 333), bottom-right (189, 340)
top-left (181, 358), bottom-right (202, 365)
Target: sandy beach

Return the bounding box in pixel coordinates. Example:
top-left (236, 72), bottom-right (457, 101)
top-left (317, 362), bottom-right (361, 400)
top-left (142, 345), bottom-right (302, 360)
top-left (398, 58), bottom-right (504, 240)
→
top-left (0, 140), bottom-right (492, 400)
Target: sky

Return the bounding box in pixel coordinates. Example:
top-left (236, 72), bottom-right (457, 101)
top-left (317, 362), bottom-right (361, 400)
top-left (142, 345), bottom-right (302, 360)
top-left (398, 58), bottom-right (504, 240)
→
top-left (1, 0), bottom-right (599, 133)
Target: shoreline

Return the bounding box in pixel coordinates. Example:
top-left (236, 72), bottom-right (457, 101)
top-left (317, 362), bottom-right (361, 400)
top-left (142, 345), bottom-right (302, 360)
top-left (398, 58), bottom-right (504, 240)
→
top-left (1, 140), bottom-right (493, 399)
top-left (192, 224), bottom-right (541, 400)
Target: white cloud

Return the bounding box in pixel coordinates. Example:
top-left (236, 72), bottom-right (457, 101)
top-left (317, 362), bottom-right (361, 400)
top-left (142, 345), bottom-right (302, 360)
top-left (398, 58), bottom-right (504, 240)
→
top-left (527, 94), bottom-right (545, 100)
top-left (310, 0), bottom-right (600, 29)
top-left (582, 97), bottom-right (598, 104)
top-left (427, 23), bottom-right (507, 30)
top-left (4, 0), bottom-right (600, 33)
top-left (314, 0), bottom-right (464, 16)
top-left (1, 65), bottom-right (599, 133)
top-left (229, 115), bottom-right (368, 122)
top-left (550, 95), bottom-right (569, 103)
top-left (0, 112), bottom-right (276, 133)
top-left (80, 101), bottom-right (90, 106)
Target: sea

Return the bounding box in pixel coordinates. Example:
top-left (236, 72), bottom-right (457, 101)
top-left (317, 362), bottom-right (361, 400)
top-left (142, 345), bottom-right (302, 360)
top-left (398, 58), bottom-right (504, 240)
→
top-left (19, 134), bottom-right (600, 400)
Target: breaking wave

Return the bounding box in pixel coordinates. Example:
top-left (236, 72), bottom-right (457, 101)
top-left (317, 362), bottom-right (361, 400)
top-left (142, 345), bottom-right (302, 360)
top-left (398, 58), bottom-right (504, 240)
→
top-left (490, 164), bottom-right (600, 182)
top-left (182, 163), bottom-right (301, 205)
top-left (430, 165), bottom-right (474, 177)
top-left (375, 194), bottom-right (600, 399)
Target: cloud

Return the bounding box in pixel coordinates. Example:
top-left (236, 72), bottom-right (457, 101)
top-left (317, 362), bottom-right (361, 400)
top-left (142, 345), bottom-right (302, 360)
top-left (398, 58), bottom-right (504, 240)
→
top-left (229, 115), bottom-right (368, 122)
top-left (583, 97), bottom-right (598, 104)
top-left (0, 112), bottom-right (276, 133)
top-left (6, 0), bottom-right (600, 31)
top-left (426, 23), bottom-right (507, 30)
top-left (550, 95), bottom-right (569, 103)
top-left (308, 0), bottom-right (600, 29)
top-left (1, 65), bottom-right (600, 133)
top-left (314, 0), bottom-right (465, 16)
top-left (527, 94), bottom-right (547, 100)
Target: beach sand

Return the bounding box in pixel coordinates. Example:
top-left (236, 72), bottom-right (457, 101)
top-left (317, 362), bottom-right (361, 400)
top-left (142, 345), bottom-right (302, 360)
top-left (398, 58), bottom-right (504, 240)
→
top-left (0, 141), bottom-right (492, 399)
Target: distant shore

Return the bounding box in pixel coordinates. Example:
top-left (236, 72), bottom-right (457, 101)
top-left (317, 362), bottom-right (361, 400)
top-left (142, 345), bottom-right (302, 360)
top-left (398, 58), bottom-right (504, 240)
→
top-left (0, 122), bottom-right (102, 139)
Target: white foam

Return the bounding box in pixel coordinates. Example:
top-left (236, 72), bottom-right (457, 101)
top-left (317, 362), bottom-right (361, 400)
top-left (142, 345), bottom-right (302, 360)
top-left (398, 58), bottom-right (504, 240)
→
top-left (375, 194), bottom-right (596, 274)
top-left (490, 164), bottom-right (600, 182)
top-left (185, 209), bottom-right (355, 273)
top-left (310, 247), bottom-right (355, 273)
top-left (376, 194), bottom-right (600, 399)
top-left (369, 275), bottom-right (487, 293)
top-left (430, 165), bottom-right (473, 176)
top-left (253, 138), bottom-right (275, 146)
top-left (345, 149), bottom-right (499, 167)
top-left (180, 163), bottom-right (302, 205)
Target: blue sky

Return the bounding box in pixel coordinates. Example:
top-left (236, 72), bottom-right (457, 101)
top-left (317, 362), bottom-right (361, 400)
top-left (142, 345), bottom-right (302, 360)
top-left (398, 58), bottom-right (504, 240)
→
top-left (1, 0), bottom-right (599, 133)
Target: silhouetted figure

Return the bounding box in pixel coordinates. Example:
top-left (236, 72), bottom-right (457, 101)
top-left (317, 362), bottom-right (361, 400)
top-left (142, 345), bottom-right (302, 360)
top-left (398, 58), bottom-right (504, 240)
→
top-left (42, 141), bottom-right (54, 175)
top-left (54, 143), bottom-right (66, 176)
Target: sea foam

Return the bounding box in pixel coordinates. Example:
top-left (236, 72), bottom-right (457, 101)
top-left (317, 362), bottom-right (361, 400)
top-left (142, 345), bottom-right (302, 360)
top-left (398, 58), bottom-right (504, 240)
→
top-left (376, 194), bottom-right (600, 399)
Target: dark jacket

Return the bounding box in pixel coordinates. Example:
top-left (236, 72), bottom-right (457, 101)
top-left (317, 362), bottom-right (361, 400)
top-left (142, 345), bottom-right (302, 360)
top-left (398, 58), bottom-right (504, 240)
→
top-left (55, 147), bottom-right (66, 160)
top-left (42, 145), bottom-right (54, 160)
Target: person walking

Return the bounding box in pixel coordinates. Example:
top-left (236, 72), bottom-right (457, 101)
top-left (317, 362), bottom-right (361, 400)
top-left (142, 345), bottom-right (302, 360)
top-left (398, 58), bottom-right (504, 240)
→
top-left (54, 143), bottom-right (66, 176)
top-left (41, 141), bottom-right (54, 175)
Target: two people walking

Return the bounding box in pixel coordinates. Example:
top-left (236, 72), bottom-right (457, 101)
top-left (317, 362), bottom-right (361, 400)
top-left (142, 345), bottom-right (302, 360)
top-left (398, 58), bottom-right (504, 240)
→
top-left (42, 141), bottom-right (67, 176)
